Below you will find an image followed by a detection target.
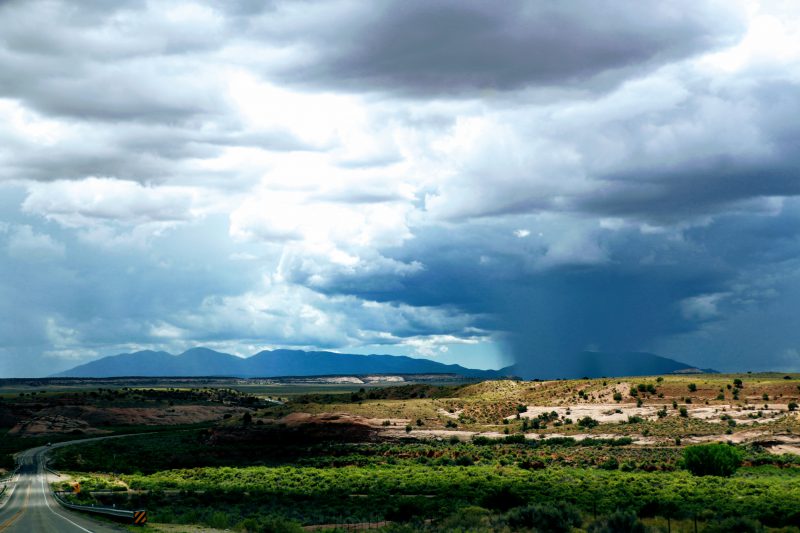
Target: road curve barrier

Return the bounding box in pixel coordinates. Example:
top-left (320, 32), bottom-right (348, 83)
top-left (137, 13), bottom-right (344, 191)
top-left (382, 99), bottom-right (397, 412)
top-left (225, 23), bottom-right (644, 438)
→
top-left (0, 464), bottom-right (21, 484)
top-left (53, 491), bottom-right (146, 526)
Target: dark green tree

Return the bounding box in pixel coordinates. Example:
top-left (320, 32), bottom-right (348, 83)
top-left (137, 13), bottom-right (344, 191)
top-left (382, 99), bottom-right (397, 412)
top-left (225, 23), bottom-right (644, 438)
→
top-left (682, 443), bottom-right (741, 477)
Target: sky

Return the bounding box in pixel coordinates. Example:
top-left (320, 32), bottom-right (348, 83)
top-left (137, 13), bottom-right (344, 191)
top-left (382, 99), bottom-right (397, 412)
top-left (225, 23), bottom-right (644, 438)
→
top-left (1, 0), bottom-right (799, 377)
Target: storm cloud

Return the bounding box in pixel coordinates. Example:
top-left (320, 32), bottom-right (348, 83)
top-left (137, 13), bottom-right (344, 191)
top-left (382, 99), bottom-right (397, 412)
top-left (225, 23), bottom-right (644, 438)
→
top-left (1, 0), bottom-right (799, 377)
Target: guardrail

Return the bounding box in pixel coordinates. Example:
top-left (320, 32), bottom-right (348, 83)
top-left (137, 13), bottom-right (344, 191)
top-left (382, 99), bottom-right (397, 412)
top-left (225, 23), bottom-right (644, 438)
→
top-left (53, 491), bottom-right (147, 525)
top-left (0, 464), bottom-right (20, 484)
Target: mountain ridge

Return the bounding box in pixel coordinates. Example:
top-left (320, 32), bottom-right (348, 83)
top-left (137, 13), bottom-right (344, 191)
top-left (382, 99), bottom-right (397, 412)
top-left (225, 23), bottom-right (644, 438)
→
top-left (54, 348), bottom-right (506, 379)
top-left (53, 348), bottom-right (715, 379)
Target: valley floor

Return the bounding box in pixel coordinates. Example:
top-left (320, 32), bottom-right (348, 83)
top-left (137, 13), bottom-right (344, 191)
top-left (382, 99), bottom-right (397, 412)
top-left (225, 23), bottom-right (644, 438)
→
top-left (3, 373), bottom-right (800, 531)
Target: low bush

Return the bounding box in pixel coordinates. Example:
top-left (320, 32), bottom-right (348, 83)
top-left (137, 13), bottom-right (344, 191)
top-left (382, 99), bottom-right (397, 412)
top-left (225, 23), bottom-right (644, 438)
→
top-left (683, 443), bottom-right (741, 477)
top-left (588, 510), bottom-right (646, 533)
top-left (504, 502), bottom-right (581, 533)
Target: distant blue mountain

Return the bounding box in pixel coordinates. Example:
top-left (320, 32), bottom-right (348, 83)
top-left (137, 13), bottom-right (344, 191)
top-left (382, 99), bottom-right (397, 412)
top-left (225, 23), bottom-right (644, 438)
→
top-left (53, 347), bottom-right (714, 379)
top-left (53, 348), bottom-right (507, 379)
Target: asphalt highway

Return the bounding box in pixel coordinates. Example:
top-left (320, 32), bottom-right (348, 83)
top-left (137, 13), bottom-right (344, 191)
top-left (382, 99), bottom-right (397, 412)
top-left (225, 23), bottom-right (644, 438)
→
top-left (0, 444), bottom-right (123, 532)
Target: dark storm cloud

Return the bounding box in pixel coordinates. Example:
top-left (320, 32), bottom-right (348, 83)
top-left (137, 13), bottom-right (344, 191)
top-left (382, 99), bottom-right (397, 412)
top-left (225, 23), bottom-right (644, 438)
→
top-left (582, 159), bottom-right (800, 220)
top-left (574, 81), bottom-right (800, 220)
top-left (309, 211), bottom-right (794, 376)
top-left (270, 0), bottom-right (744, 95)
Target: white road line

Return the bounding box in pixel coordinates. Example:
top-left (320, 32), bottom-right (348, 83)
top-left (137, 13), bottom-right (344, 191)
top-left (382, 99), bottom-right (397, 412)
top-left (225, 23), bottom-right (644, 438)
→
top-left (38, 465), bottom-right (94, 533)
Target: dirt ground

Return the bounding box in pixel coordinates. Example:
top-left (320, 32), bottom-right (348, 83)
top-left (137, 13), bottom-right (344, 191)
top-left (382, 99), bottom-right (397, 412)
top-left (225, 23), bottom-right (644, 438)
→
top-left (511, 402), bottom-right (793, 425)
top-left (8, 405), bottom-right (248, 437)
top-left (512, 404), bottom-right (659, 423)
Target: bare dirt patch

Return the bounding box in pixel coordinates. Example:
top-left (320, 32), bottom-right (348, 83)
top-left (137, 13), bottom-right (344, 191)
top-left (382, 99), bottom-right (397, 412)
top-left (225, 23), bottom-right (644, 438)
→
top-left (8, 415), bottom-right (111, 437)
top-left (437, 408), bottom-right (461, 419)
top-left (512, 404), bottom-right (660, 423)
top-left (689, 404), bottom-right (790, 424)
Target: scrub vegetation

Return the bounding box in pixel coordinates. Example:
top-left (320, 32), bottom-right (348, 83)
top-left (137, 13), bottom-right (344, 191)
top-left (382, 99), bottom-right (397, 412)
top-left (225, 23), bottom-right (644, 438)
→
top-left (17, 373), bottom-right (800, 531)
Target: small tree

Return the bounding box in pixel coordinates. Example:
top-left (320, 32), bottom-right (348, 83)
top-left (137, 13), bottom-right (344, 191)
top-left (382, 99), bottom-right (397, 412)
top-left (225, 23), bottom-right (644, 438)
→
top-left (788, 402), bottom-right (798, 411)
top-left (683, 443), bottom-right (741, 477)
top-left (613, 392), bottom-right (623, 402)
top-left (688, 383), bottom-right (697, 392)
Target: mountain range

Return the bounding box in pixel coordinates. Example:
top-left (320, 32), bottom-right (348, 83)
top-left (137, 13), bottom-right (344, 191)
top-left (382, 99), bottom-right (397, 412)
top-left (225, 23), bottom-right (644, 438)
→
top-left (53, 347), bottom-right (715, 379)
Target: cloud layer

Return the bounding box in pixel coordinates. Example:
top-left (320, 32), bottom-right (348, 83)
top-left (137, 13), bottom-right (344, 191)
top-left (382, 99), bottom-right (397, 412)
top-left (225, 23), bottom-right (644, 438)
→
top-left (1, 0), bottom-right (799, 377)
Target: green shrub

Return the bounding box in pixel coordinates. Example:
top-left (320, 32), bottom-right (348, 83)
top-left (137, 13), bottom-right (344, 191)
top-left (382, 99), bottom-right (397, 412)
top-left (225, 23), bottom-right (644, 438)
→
top-left (504, 502), bottom-right (581, 533)
top-left (207, 511), bottom-right (231, 529)
top-left (683, 443), bottom-right (741, 477)
top-left (704, 516), bottom-right (763, 533)
top-left (599, 457), bottom-right (619, 470)
top-left (480, 486), bottom-right (526, 511)
top-left (436, 506), bottom-right (491, 531)
top-left (688, 383), bottom-right (697, 392)
top-left (588, 510), bottom-right (646, 533)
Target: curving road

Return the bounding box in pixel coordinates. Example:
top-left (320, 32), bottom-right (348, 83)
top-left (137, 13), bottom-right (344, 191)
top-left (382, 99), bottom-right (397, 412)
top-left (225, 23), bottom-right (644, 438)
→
top-left (0, 443), bottom-right (124, 533)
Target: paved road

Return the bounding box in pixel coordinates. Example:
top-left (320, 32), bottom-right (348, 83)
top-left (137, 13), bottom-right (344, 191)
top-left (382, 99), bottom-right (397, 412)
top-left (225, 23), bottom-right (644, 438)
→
top-left (0, 443), bottom-right (124, 533)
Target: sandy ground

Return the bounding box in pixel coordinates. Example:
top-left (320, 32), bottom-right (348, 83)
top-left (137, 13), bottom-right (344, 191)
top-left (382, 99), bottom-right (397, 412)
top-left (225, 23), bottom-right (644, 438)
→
top-left (688, 404), bottom-right (789, 425)
top-left (378, 425), bottom-right (800, 452)
top-left (770, 444), bottom-right (800, 455)
top-left (436, 408), bottom-right (461, 419)
top-left (512, 404), bottom-right (661, 423)
top-left (511, 403), bottom-right (793, 425)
